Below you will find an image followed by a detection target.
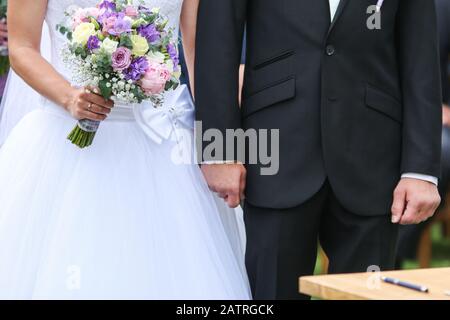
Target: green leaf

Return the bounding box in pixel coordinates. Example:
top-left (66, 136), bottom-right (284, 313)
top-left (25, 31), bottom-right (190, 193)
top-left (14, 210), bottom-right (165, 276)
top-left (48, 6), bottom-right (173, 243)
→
top-left (93, 51), bottom-right (113, 73)
top-left (119, 35), bottom-right (133, 49)
top-left (131, 86), bottom-right (146, 103)
top-left (131, 18), bottom-right (147, 29)
top-left (90, 17), bottom-right (101, 30)
top-left (74, 46), bottom-right (84, 56)
top-left (98, 79), bottom-right (113, 100)
top-left (0, 56), bottom-right (10, 76)
top-left (97, 32), bottom-right (105, 41)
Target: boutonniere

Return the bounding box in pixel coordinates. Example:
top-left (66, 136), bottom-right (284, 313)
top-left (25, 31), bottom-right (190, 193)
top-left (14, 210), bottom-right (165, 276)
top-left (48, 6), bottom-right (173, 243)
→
top-left (376, 0), bottom-right (385, 13)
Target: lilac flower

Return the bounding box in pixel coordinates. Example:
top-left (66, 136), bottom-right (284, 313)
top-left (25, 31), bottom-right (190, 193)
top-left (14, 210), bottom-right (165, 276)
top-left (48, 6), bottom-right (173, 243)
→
top-left (87, 35), bottom-right (100, 51)
top-left (112, 47), bottom-right (132, 71)
top-left (108, 14), bottom-right (132, 36)
top-left (166, 43), bottom-right (179, 68)
top-left (101, 13), bottom-right (117, 34)
top-left (138, 5), bottom-right (153, 15)
top-left (98, 1), bottom-right (117, 24)
top-left (137, 24), bottom-right (160, 43)
top-left (124, 57), bottom-right (149, 81)
top-left (98, 9), bottom-right (116, 27)
top-left (99, 1), bottom-right (116, 11)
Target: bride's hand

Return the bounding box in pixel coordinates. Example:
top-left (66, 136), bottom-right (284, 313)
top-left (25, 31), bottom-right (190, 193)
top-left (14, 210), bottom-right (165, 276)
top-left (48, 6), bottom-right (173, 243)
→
top-left (65, 87), bottom-right (114, 121)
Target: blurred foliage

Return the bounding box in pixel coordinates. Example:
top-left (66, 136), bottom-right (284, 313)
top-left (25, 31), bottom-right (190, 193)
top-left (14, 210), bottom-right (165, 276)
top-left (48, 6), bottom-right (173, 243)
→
top-left (402, 224), bottom-right (450, 269)
top-left (0, 0), bottom-right (6, 19)
top-left (314, 225), bottom-right (450, 275)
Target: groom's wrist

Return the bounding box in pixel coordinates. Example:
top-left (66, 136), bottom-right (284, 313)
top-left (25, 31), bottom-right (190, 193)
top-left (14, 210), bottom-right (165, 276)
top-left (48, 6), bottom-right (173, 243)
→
top-left (401, 173), bottom-right (438, 186)
top-left (201, 160), bottom-right (242, 165)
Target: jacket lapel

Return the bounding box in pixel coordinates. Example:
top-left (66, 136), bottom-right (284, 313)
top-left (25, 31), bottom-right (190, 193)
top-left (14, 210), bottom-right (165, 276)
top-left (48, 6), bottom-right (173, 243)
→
top-left (327, 0), bottom-right (349, 36)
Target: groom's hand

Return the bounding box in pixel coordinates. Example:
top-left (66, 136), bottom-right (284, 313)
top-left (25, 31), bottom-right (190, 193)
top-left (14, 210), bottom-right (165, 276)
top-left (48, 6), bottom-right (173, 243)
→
top-left (201, 164), bottom-right (247, 208)
top-left (391, 178), bottom-right (441, 225)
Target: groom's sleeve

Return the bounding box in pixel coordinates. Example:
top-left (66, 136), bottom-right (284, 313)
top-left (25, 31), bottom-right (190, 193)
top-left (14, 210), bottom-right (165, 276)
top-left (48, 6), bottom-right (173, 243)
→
top-left (397, 0), bottom-right (442, 178)
top-left (195, 0), bottom-right (247, 162)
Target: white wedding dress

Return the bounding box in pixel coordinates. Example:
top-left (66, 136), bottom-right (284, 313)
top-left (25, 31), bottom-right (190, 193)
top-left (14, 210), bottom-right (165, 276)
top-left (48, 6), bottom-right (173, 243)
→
top-left (0, 0), bottom-right (250, 300)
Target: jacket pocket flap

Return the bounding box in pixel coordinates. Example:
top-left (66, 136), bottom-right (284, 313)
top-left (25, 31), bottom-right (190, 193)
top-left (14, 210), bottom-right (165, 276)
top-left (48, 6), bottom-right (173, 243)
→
top-left (365, 84), bottom-right (402, 123)
top-left (243, 77), bottom-right (296, 118)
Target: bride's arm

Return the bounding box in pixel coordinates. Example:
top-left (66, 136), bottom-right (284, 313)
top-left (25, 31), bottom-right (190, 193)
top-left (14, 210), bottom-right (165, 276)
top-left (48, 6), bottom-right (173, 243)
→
top-left (180, 0), bottom-right (199, 95)
top-left (180, 0), bottom-right (245, 105)
top-left (8, 0), bottom-right (112, 121)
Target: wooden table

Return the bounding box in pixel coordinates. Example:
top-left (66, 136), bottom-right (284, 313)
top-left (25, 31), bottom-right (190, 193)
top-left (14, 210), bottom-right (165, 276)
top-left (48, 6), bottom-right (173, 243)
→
top-left (300, 268), bottom-right (450, 300)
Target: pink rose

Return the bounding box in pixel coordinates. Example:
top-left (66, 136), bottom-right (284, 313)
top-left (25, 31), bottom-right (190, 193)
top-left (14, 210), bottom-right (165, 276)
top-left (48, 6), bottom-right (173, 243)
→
top-left (124, 6), bottom-right (138, 17)
top-left (86, 7), bottom-right (101, 19)
top-left (72, 9), bottom-right (89, 28)
top-left (148, 58), bottom-right (172, 82)
top-left (158, 65), bottom-right (172, 82)
top-left (140, 61), bottom-right (168, 95)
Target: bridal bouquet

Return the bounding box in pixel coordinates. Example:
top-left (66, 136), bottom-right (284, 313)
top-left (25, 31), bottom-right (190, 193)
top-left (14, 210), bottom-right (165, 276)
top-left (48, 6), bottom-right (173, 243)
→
top-left (58, 0), bottom-right (181, 148)
top-left (0, 0), bottom-right (9, 76)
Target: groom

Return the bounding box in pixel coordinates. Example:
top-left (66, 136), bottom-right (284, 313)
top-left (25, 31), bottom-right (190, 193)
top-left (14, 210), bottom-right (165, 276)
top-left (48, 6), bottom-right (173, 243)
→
top-left (195, 0), bottom-right (442, 299)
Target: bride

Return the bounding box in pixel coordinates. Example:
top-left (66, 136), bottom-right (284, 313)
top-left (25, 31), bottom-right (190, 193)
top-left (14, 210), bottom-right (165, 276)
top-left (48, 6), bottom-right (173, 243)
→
top-left (0, 0), bottom-right (250, 299)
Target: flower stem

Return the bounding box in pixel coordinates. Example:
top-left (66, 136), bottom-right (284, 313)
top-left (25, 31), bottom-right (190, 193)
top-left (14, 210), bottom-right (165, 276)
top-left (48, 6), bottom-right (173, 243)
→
top-left (67, 125), bottom-right (96, 148)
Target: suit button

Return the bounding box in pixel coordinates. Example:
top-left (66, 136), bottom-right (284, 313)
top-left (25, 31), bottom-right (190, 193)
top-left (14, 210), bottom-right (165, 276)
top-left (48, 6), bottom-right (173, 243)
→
top-left (326, 45), bottom-right (336, 56)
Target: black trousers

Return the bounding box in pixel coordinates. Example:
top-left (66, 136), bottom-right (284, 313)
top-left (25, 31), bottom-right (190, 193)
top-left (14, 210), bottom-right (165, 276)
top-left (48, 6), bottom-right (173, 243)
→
top-left (244, 181), bottom-right (399, 300)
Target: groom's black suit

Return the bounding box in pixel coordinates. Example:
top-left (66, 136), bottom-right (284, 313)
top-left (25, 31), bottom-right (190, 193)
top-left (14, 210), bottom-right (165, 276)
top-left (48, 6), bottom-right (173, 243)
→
top-left (195, 0), bottom-right (442, 299)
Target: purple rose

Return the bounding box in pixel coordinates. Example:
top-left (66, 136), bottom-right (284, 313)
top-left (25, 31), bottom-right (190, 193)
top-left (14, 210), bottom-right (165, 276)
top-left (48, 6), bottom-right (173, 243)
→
top-left (112, 47), bottom-right (132, 71)
top-left (108, 14), bottom-right (132, 36)
top-left (87, 35), bottom-right (100, 52)
top-left (124, 57), bottom-right (149, 81)
top-left (137, 24), bottom-right (160, 43)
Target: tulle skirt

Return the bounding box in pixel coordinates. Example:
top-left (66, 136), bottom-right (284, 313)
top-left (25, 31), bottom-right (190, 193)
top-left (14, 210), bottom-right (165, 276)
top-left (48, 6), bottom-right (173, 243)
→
top-left (0, 95), bottom-right (251, 299)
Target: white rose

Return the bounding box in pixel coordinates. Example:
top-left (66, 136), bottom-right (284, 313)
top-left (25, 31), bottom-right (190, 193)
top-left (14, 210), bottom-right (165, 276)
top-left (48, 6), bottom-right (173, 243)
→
top-left (73, 22), bottom-right (96, 45)
top-left (100, 38), bottom-right (119, 55)
top-left (146, 51), bottom-right (166, 64)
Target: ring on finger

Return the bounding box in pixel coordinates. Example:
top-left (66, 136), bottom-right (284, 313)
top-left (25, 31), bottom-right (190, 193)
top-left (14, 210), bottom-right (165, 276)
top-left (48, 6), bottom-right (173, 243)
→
top-left (87, 103), bottom-right (93, 111)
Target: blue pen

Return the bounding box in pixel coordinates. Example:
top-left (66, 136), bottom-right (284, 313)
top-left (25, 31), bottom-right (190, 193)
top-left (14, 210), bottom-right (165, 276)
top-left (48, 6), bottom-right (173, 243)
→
top-left (381, 276), bottom-right (429, 293)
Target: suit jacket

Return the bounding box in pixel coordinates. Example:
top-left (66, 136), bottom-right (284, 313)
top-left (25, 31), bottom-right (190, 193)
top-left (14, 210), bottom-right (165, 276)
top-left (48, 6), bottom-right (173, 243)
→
top-left (195, 0), bottom-right (442, 215)
top-left (178, 36), bottom-right (190, 87)
top-left (436, 0), bottom-right (450, 104)
top-left (178, 31), bottom-right (246, 89)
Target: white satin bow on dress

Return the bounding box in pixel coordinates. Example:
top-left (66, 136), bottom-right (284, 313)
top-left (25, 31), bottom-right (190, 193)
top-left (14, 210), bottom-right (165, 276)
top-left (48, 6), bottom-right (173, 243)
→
top-left (132, 85), bottom-right (195, 145)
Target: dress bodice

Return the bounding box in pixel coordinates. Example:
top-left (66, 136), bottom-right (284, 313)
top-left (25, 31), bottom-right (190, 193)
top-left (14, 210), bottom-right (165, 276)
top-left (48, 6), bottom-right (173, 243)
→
top-left (42, 0), bottom-right (191, 142)
top-left (45, 0), bottom-right (184, 80)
